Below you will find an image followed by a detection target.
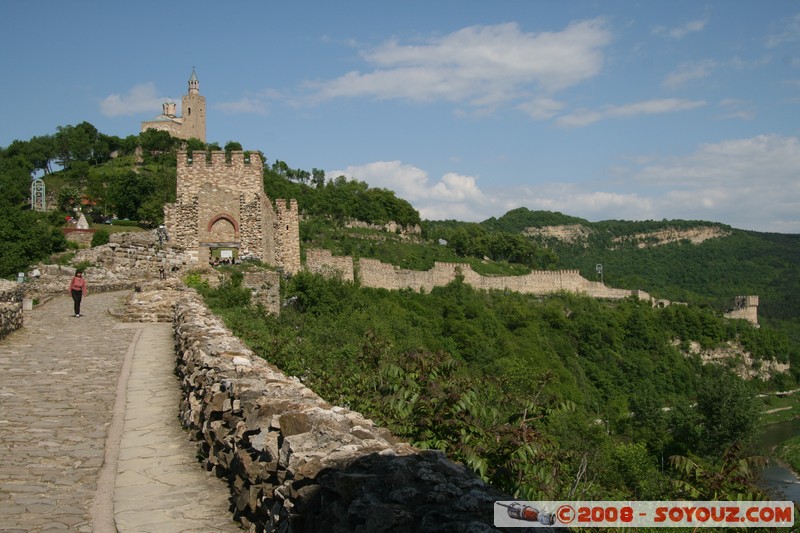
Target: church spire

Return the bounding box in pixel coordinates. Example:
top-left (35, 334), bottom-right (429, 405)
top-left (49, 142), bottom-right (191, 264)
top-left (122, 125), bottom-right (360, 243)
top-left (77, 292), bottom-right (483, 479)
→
top-left (188, 68), bottom-right (199, 95)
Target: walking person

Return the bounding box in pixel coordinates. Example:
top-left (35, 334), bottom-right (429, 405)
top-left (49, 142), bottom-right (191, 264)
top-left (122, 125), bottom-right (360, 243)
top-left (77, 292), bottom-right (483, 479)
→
top-left (69, 270), bottom-right (87, 317)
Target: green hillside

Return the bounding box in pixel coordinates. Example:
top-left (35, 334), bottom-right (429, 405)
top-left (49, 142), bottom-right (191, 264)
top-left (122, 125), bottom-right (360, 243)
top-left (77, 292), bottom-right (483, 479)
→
top-left (472, 208), bottom-right (800, 340)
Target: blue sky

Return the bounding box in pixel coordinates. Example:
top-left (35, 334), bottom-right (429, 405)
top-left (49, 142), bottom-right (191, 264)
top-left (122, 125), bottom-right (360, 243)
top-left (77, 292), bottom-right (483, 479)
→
top-left (2, 1), bottom-right (799, 233)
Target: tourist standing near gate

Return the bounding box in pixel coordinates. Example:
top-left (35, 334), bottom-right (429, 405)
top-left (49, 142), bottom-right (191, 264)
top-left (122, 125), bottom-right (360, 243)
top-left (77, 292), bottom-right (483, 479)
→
top-left (69, 270), bottom-right (87, 317)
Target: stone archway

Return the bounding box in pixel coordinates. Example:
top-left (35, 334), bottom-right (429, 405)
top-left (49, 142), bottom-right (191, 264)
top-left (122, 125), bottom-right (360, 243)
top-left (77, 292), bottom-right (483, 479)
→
top-left (207, 214), bottom-right (239, 241)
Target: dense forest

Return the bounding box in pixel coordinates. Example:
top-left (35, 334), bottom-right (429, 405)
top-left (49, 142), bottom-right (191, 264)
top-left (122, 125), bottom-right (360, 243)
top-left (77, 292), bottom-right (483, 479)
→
top-left (3, 124), bottom-right (800, 504)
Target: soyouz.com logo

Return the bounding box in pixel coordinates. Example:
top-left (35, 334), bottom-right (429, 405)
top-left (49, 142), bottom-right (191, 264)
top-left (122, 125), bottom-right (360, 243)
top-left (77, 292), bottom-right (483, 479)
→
top-left (494, 500), bottom-right (795, 528)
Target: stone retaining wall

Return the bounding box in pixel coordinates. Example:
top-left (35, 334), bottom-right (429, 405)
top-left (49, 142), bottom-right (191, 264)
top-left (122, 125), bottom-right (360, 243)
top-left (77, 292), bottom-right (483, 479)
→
top-left (173, 291), bottom-right (523, 532)
top-left (0, 302), bottom-right (23, 341)
top-left (74, 233), bottom-right (192, 279)
top-left (0, 280), bottom-right (25, 340)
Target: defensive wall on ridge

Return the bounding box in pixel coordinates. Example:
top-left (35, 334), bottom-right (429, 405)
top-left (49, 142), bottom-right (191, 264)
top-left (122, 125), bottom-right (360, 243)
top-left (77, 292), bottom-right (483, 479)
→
top-left (306, 248), bottom-right (650, 301)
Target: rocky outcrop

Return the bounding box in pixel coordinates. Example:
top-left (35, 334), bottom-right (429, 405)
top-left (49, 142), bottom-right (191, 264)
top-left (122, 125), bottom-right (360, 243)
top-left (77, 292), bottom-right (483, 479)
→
top-left (523, 224), bottom-right (591, 246)
top-left (173, 291), bottom-right (521, 532)
top-left (612, 226), bottom-right (729, 249)
top-left (678, 340), bottom-right (789, 381)
top-left (344, 220), bottom-right (422, 236)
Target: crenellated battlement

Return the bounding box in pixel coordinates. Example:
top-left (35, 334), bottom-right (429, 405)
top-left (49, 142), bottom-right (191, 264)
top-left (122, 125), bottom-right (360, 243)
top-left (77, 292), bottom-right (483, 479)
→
top-left (305, 249), bottom-right (643, 300)
top-left (179, 150), bottom-right (263, 169)
top-left (176, 150), bottom-right (264, 202)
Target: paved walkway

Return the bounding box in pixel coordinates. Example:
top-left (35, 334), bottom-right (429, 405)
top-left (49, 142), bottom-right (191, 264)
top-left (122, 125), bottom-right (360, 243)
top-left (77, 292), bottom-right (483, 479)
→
top-left (0, 292), bottom-right (240, 532)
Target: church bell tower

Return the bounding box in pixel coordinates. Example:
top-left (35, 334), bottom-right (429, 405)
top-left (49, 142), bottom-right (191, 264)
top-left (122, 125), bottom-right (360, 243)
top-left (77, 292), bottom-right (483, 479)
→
top-left (181, 68), bottom-right (206, 142)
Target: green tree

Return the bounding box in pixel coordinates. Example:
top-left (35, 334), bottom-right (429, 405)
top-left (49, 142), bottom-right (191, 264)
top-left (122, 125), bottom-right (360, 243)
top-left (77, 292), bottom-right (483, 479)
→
top-left (311, 168), bottom-right (325, 188)
top-left (0, 153), bottom-right (33, 204)
top-left (185, 137), bottom-right (206, 153)
top-left (108, 172), bottom-right (156, 220)
top-left (696, 370), bottom-right (760, 456)
top-left (139, 129), bottom-right (176, 154)
top-left (58, 185), bottom-right (81, 212)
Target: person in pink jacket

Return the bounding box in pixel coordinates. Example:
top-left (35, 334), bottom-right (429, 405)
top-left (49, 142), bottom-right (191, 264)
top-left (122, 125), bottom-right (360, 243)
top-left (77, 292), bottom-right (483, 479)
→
top-left (69, 270), bottom-right (87, 317)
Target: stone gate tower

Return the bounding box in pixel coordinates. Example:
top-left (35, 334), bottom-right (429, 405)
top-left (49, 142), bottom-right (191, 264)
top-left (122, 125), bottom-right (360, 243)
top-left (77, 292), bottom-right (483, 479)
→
top-left (141, 69), bottom-right (206, 142)
top-left (163, 151), bottom-right (301, 273)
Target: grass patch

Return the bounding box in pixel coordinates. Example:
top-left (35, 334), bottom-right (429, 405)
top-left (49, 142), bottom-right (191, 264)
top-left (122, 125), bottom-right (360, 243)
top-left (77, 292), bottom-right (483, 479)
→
top-left (758, 392), bottom-right (800, 426)
top-left (776, 434), bottom-right (800, 473)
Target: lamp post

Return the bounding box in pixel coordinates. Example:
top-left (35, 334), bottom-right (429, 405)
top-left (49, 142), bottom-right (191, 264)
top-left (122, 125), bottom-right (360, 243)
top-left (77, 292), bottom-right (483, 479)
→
top-left (156, 225), bottom-right (169, 247)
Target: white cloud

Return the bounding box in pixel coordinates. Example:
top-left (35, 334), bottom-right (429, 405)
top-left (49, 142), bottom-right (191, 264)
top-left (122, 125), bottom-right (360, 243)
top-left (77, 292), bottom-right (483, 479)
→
top-left (518, 97), bottom-right (566, 120)
top-left (556, 98), bottom-right (706, 127)
top-left (716, 98), bottom-right (754, 120)
top-left (663, 60), bottom-right (716, 89)
top-left (304, 19), bottom-right (611, 109)
top-left (216, 88), bottom-right (282, 115)
top-left (505, 184), bottom-right (654, 221)
top-left (216, 97), bottom-right (270, 116)
top-left (624, 134), bottom-right (800, 231)
top-left (329, 135), bottom-right (800, 232)
top-left (328, 161), bottom-right (490, 220)
top-left (100, 83), bottom-right (165, 117)
top-left (766, 13), bottom-right (800, 47)
top-left (653, 17), bottom-right (709, 39)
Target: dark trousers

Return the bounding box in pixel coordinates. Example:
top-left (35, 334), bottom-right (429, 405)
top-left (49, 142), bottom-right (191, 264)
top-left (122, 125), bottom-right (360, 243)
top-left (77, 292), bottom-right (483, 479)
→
top-left (71, 290), bottom-right (83, 315)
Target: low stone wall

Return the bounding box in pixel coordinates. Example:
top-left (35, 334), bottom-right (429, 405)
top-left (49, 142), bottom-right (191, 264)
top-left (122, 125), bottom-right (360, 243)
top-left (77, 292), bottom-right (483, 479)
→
top-left (63, 228), bottom-right (96, 246)
top-left (23, 264), bottom-right (139, 300)
top-left (0, 302), bottom-right (23, 341)
top-left (74, 233), bottom-right (192, 279)
top-left (0, 279), bottom-right (25, 302)
top-left (173, 292), bottom-right (520, 532)
top-left (357, 257), bottom-right (644, 301)
top-left (0, 280), bottom-right (25, 340)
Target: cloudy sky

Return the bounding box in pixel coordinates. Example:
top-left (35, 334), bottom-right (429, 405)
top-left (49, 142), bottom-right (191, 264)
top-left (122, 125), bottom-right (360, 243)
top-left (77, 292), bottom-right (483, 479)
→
top-left (2, 1), bottom-right (799, 232)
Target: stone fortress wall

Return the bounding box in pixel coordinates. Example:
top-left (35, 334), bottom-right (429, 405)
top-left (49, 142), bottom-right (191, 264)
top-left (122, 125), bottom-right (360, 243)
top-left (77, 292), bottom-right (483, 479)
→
top-left (306, 248), bottom-right (758, 325)
top-left (306, 248), bottom-right (651, 301)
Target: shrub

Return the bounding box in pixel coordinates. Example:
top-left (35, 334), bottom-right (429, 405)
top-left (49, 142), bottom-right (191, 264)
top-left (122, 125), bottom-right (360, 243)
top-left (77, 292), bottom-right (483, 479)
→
top-left (91, 229), bottom-right (109, 247)
top-left (73, 260), bottom-right (93, 272)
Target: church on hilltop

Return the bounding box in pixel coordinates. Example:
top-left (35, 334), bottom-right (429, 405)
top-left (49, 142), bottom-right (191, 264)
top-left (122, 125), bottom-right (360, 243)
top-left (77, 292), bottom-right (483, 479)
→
top-left (141, 69), bottom-right (206, 142)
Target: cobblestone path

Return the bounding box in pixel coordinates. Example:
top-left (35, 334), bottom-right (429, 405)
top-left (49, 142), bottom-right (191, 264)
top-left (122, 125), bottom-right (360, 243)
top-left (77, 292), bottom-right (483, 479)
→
top-left (0, 292), bottom-right (239, 532)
